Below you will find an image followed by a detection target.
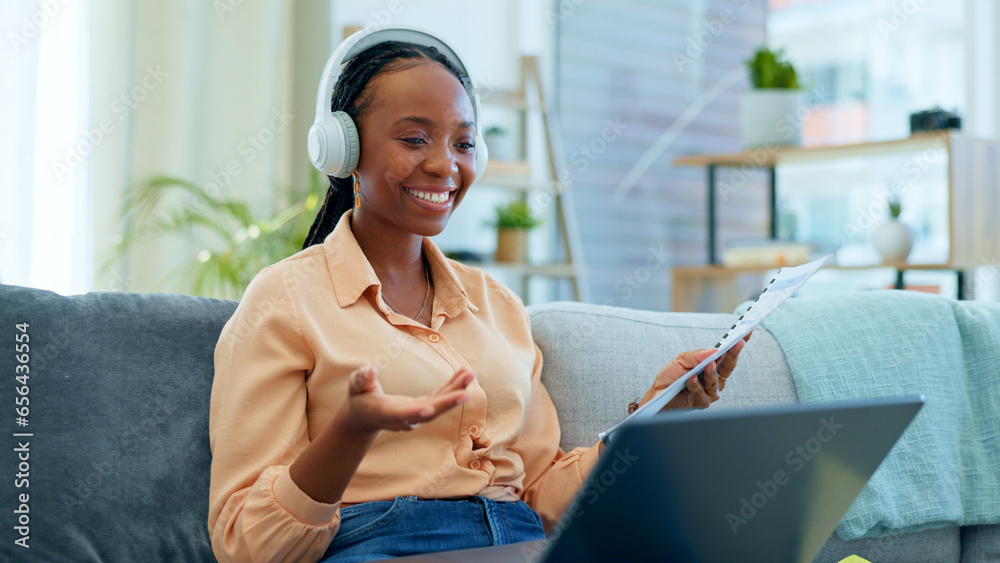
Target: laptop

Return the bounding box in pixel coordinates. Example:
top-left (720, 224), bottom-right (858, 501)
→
top-left (393, 395), bottom-right (923, 563)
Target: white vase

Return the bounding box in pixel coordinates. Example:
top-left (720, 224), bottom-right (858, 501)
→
top-left (484, 132), bottom-right (511, 162)
top-left (872, 220), bottom-right (914, 263)
top-left (739, 89), bottom-right (805, 149)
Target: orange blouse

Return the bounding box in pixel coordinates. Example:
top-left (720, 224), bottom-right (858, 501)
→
top-left (208, 210), bottom-right (602, 563)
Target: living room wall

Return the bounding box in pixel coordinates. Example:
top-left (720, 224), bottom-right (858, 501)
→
top-left (556, 0), bottom-right (769, 310)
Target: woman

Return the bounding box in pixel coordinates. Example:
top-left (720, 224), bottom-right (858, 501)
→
top-left (208, 26), bottom-right (747, 563)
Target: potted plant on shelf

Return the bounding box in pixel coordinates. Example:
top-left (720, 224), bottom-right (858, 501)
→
top-left (489, 200), bottom-right (541, 263)
top-left (741, 47), bottom-right (803, 149)
top-left (872, 195), bottom-right (914, 264)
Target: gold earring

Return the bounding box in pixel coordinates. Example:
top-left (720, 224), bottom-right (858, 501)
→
top-left (353, 171), bottom-right (361, 208)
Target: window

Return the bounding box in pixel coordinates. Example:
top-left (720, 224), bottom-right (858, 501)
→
top-left (769, 0), bottom-right (966, 145)
top-left (767, 0), bottom-right (990, 298)
top-left (1, 0), bottom-right (91, 294)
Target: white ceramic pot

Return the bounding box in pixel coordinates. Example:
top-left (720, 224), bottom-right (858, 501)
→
top-left (739, 89), bottom-right (805, 149)
top-left (872, 220), bottom-right (914, 263)
top-left (484, 132), bottom-right (511, 162)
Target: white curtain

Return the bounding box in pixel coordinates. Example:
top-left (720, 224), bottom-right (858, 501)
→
top-left (2, 0), bottom-right (329, 295)
top-left (1, 0), bottom-right (91, 295)
top-left (91, 0), bottom-right (296, 293)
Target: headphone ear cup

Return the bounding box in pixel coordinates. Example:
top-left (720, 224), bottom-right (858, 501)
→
top-left (474, 132), bottom-right (489, 180)
top-left (307, 120), bottom-right (332, 173)
top-left (307, 111), bottom-right (360, 178)
top-left (331, 112), bottom-right (360, 178)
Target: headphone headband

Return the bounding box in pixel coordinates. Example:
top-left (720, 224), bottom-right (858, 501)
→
top-left (314, 26), bottom-right (477, 121)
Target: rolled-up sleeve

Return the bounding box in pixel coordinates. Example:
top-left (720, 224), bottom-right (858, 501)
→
top-left (511, 342), bottom-right (603, 533)
top-left (208, 267), bottom-right (341, 563)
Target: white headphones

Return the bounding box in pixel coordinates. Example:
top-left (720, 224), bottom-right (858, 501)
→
top-left (307, 25), bottom-right (488, 180)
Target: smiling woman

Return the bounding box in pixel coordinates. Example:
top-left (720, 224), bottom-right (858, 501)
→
top-left (207, 25), bottom-right (747, 563)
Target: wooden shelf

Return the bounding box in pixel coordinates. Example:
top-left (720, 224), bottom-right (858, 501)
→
top-left (830, 262), bottom-right (959, 271)
top-left (478, 160), bottom-right (533, 191)
top-left (671, 131), bottom-right (999, 311)
top-left (478, 262), bottom-right (580, 277)
top-left (478, 160), bottom-right (569, 194)
top-left (672, 262), bottom-right (969, 312)
top-left (481, 88), bottom-right (531, 110)
top-left (674, 262), bottom-right (958, 275)
top-left (672, 131), bottom-right (951, 168)
top-left (484, 159), bottom-right (531, 176)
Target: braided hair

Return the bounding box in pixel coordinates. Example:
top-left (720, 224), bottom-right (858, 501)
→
top-left (302, 41), bottom-right (467, 249)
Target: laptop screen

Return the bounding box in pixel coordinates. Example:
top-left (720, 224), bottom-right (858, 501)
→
top-left (542, 396), bottom-right (922, 563)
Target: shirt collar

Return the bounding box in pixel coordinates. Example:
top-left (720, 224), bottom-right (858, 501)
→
top-left (324, 210), bottom-right (477, 317)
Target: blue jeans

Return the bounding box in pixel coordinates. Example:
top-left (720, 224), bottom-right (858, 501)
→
top-left (320, 496), bottom-right (546, 562)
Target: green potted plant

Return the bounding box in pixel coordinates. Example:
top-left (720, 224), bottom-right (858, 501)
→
top-left (488, 200), bottom-right (541, 263)
top-left (872, 194), bottom-right (914, 264)
top-left (741, 47), bottom-right (804, 148)
top-left (103, 170), bottom-right (325, 299)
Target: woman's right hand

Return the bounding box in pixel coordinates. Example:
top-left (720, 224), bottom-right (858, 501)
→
top-left (344, 365), bottom-right (475, 434)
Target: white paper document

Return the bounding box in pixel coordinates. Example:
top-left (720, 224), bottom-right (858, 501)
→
top-left (598, 255), bottom-right (831, 443)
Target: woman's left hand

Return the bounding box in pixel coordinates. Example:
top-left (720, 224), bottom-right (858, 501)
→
top-left (638, 333), bottom-right (750, 411)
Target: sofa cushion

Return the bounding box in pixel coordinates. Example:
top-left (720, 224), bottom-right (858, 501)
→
top-left (0, 284), bottom-right (236, 562)
top-left (526, 301), bottom-right (798, 451)
top-left (961, 524), bottom-right (1000, 562)
top-left (813, 525), bottom-right (960, 563)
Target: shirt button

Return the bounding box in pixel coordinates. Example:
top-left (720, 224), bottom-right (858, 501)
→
top-left (469, 459), bottom-right (481, 470)
top-left (469, 425), bottom-right (480, 437)
top-left (428, 333), bottom-right (440, 343)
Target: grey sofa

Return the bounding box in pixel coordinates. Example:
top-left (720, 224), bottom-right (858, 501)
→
top-left (0, 284), bottom-right (996, 562)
